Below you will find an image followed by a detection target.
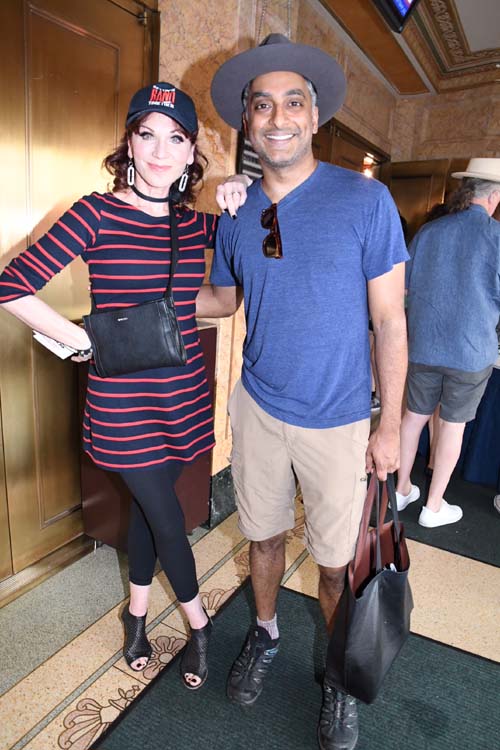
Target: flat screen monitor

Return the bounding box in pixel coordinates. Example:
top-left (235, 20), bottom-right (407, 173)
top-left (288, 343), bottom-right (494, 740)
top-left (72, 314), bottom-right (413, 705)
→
top-left (372, 0), bottom-right (422, 33)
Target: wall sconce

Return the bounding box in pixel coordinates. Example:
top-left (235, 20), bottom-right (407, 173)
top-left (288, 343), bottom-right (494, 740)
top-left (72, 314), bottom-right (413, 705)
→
top-left (363, 153), bottom-right (378, 178)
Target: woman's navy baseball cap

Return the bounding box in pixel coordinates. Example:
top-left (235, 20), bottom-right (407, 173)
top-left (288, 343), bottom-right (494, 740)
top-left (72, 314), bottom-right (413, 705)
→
top-left (126, 82), bottom-right (198, 133)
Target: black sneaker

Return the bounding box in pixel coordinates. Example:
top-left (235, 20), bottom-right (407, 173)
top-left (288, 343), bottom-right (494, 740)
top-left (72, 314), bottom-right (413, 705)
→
top-left (227, 625), bottom-right (280, 706)
top-left (318, 681), bottom-right (359, 750)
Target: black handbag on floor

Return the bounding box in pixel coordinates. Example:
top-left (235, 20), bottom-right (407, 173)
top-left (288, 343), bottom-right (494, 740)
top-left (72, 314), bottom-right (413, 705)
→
top-left (326, 473), bottom-right (413, 704)
top-left (83, 205), bottom-right (187, 378)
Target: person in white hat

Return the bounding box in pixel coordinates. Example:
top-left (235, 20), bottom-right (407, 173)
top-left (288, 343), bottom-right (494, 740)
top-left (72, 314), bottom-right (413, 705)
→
top-left (395, 158), bottom-right (500, 527)
top-left (197, 34), bottom-right (409, 750)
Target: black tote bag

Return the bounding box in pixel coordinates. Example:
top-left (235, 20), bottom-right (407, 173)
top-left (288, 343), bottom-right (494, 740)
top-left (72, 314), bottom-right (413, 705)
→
top-left (326, 474), bottom-right (413, 704)
top-left (83, 205), bottom-right (187, 378)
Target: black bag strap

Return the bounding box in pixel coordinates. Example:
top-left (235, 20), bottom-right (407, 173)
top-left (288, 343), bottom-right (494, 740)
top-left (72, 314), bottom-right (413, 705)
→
top-left (89, 201), bottom-right (181, 313)
top-left (374, 482), bottom-right (401, 573)
top-left (166, 204), bottom-right (181, 298)
top-left (386, 474), bottom-right (402, 540)
top-left (373, 475), bottom-right (403, 573)
top-left (353, 473), bottom-right (403, 575)
top-left (386, 473), bottom-right (403, 570)
top-left (375, 480), bottom-right (382, 572)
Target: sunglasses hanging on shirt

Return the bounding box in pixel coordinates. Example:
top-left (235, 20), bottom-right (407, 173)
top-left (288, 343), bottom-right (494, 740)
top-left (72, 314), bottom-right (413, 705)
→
top-left (260, 203), bottom-right (283, 259)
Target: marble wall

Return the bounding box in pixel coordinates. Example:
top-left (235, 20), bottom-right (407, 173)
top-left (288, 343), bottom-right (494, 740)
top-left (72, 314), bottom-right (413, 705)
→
top-left (296, 0), bottom-right (396, 156)
top-left (157, 0), bottom-right (400, 474)
top-left (392, 83), bottom-right (500, 162)
top-left (158, 0), bottom-right (253, 474)
top-left (159, 0), bottom-right (396, 474)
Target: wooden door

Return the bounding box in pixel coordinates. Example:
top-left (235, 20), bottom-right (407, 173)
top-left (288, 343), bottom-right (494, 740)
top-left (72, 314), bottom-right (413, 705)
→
top-left (380, 158), bottom-right (469, 241)
top-left (0, 428), bottom-right (11, 582)
top-left (312, 123), bottom-right (334, 162)
top-left (0, 0), bottom-right (158, 576)
top-left (331, 133), bottom-right (366, 172)
top-left (313, 121), bottom-right (387, 176)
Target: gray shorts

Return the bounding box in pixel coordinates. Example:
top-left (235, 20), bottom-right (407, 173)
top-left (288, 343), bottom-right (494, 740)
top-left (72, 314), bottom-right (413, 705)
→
top-left (407, 362), bottom-right (493, 423)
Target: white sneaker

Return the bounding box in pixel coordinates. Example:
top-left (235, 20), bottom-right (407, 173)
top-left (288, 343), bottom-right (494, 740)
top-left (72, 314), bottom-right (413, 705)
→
top-left (394, 484), bottom-right (420, 511)
top-left (418, 500), bottom-right (463, 528)
top-left (494, 495), bottom-right (500, 514)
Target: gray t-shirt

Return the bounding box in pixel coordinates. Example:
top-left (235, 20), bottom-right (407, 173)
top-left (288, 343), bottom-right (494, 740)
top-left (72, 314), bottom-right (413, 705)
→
top-left (406, 204), bottom-right (500, 371)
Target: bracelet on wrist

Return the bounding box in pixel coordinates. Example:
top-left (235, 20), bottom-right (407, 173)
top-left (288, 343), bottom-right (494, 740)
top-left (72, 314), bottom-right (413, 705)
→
top-left (75, 346), bottom-right (92, 357)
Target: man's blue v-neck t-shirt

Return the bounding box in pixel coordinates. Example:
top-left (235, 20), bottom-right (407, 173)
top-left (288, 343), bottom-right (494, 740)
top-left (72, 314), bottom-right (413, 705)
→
top-left (210, 161), bottom-right (408, 428)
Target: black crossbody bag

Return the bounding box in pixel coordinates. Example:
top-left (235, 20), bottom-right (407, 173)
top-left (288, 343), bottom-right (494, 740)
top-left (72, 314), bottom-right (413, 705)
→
top-left (83, 205), bottom-right (187, 378)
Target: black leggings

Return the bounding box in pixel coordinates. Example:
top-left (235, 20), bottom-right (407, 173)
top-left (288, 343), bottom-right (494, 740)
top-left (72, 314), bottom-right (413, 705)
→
top-left (119, 462), bottom-right (199, 603)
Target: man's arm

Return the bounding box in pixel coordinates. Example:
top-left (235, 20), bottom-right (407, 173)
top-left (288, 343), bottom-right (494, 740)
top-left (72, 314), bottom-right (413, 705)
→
top-left (366, 262), bottom-right (408, 480)
top-left (196, 284), bottom-right (243, 318)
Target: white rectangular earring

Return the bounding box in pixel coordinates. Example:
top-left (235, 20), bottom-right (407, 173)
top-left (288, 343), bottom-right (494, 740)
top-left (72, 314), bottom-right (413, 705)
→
top-left (127, 160), bottom-right (135, 186)
top-left (178, 166), bottom-right (189, 193)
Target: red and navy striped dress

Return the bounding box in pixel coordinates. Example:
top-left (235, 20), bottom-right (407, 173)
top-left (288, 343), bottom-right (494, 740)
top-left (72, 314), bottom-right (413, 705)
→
top-left (0, 192), bottom-right (217, 471)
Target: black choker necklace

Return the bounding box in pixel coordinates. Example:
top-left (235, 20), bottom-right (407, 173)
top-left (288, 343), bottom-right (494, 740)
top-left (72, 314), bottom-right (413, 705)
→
top-left (131, 185), bottom-right (170, 204)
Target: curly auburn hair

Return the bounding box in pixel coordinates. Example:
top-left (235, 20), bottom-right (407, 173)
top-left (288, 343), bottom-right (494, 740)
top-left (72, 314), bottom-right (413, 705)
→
top-left (102, 112), bottom-right (208, 208)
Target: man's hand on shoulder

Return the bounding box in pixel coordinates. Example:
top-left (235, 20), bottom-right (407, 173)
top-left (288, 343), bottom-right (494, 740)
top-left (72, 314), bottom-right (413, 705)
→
top-left (365, 424), bottom-right (400, 481)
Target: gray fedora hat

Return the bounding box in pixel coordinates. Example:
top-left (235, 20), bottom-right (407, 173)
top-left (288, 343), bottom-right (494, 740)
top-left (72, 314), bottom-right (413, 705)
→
top-left (211, 33), bottom-right (347, 129)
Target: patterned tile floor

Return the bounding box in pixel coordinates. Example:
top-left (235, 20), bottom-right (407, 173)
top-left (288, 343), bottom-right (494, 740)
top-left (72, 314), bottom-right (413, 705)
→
top-left (1, 503), bottom-right (499, 750)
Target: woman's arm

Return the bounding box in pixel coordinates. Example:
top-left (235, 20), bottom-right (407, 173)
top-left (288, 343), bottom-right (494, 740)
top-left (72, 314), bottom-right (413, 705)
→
top-left (2, 296), bottom-right (92, 351)
top-left (0, 196), bottom-right (100, 358)
top-left (215, 174), bottom-right (252, 217)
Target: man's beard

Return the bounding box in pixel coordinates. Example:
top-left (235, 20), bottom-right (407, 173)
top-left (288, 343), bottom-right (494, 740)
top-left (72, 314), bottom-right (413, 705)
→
top-left (251, 136), bottom-right (311, 170)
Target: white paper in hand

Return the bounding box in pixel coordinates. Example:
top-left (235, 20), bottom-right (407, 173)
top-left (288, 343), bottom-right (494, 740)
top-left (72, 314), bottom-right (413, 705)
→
top-left (33, 331), bottom-right (76, 360)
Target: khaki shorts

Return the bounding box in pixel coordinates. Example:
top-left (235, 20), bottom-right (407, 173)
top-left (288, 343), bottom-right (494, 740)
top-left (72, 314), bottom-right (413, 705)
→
top-left (228, 380), bottom-right (370, 568)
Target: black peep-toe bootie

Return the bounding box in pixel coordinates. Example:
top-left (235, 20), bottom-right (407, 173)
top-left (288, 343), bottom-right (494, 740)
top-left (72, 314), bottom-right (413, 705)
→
top-left (121, 607), bottom-right (152, 671)
top-left (180, 611), bottom-right (213, 690)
